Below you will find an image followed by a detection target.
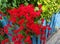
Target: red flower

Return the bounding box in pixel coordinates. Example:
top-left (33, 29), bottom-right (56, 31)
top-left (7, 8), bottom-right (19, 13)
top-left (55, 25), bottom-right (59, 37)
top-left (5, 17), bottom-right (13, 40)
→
top-left (26, 21), bottom-right (34, 29)
top-left (18, 19), bottom-right (25, 25)
top-left (39, 24), bottom-right (42, 28)
top-left (19, 4), bottom-right (24, 8)
top-left (31, 24), bottom-right (40, 35)
top-left (25, 14), bottom-right (32, 21)
top-left (14, 40), bottom-right (20, 44)
top-left (9, 16), bottom-right (16, 24)
top-left (1, 40), bottom-right (5, 44)
top-left (12, 36), bottom-right (17, 41)
top-left (36, 11), bottom-right (41, 17)
top-left (24, 36), bottom-right (32, 44)
top-left (40, 36), bottom-right (46, 40)
top-left (3, 14), bottom-right (6, 16)
top-left (40, 30), bottom-right (45, 34)
top-left (25, 29), bottom-right (30, 35)
top-left (17, 34), bottom-right (24, 40)
top-left (4, 26), bottom-right (8, 34)
top-left (48, 27), bottom-right (51, 30)
top-left (0, 16), bottom-right (2, 20)
top-left (4, 38), bottom-right (9, 43)
top-left (41, 18), bottom-right (44, 23)
top-left (7, 8), bottom-right (17, 16)
top-left (39, 9), bottom-right (42, 13)
top-left (6, 24), bottom-right (12, 27)
top-left (0, 28), bottom-right (5, 36)
top-left (17, 25), bottom-right (24, 32)
top-left (4, 29), bottom-right (8, 34)
top-left (13, 26), bottom-right (24, 34)
top-left (40, 36), bottom-right (46, 44)
top-left (7, 4), bottom-right (43, 39)
top-left (38, 4), bottom-right (42, 9)
top-left (0, 11), bottom-right (2, 14)
top-left (42, 26), bottom-right (47, 31)
top-left (46, 25), bottom-right (51, 30)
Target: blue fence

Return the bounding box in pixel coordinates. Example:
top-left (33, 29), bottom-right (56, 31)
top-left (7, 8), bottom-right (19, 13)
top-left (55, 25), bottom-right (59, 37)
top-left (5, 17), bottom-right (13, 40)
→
top-left (0, 12), bottom-right (60, 44)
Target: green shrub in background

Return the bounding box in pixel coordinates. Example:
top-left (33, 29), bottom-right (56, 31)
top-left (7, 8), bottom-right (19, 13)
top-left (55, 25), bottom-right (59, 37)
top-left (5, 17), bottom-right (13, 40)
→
top-left (38, 0), bottom-right (60, 22)
top-left (0, 0), bottom-right (38, 13)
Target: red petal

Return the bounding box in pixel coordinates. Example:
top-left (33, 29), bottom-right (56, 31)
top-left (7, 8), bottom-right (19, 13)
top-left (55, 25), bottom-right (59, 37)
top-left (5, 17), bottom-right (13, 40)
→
top-left (0, 16), bottom-right (2, 20)
top-left (1, 40), bottom-right (5, 44)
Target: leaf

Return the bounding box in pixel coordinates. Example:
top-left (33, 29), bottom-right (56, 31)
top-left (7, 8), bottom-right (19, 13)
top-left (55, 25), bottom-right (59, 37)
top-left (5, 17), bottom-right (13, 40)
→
top-left (0, 21), bottom-right (3, 28)
top-left (0, 35), bottom-right (4, 41)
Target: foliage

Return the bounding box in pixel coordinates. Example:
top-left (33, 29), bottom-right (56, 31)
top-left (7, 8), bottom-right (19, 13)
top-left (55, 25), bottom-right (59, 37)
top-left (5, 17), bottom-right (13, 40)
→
top-left (0, 0), bottom-right (38, 13)
top-left (37, 0), bottom-right (60, 22)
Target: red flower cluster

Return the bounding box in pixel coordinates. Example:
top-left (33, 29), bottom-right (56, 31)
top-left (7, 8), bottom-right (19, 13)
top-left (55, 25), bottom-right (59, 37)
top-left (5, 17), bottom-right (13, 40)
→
top-left (12, 34), bottom-right (24, 44)
top-left (31, 23), bottom-right (40, 35)
top-left (0, 4), bottom-right (51, 44)
top-left (7, 4), bottom-right (42, 35)
top-left (6, 4), bottom-right (43, 44)
top-left (24, 36), bottom-right (32, 44)
top-left (0, 16), bottom-right (2, 20)
top-left (7, 4), bottom-right (42, 23)
top-left (4, 26), bottom-right (8, 34)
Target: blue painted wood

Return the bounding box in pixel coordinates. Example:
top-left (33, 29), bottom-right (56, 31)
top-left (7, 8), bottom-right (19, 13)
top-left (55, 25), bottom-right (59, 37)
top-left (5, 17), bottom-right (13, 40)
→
top-left (46, 22), bottom-right (51, 38)
top-left (8, 34), bottom-right (12, 42)
top-left (0, 16), bottom-right (8, 27)
top-left (22, 40), bottom-right (25, 44)
top-left (55, 12), bottom-right (60, 28)
top-left (43, 19), bottom-right (46, 26)
top-left (42, 19), bottom-right (49, 38)
top-left (32, 36), bottom-right (36, 44)
top-left (9, 21), bottom-right (12, 26)
top-left (4, 16), bottom-right (8, 24)
top-left (46, 29), bottom-right (48, 38)
top-left (50, 14), bottom-right (56, 34)
top-left (42, 19), bottom-right (46, 44)
top-left (1, 19), bottom-right (7, 27)
top-left (37, 35), bottom-right (41, 44)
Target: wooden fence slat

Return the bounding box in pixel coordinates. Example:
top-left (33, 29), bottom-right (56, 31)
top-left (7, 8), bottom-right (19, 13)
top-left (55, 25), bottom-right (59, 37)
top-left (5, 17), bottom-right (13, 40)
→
top-left (32, 36), bottom-right (36, 44)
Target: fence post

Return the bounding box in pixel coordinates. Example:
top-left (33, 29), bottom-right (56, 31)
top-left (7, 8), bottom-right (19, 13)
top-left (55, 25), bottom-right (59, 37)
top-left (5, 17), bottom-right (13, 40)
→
top-left (37, 35), bottom-right (41, 44)
top-left (50, 14), bottom-right (56, 34)
top-left (55, 12), bottom-right (60, 29)
top-left (42, 19), bottom-right (46, 44)
top-left (32, 36), bottom-right (36, 44)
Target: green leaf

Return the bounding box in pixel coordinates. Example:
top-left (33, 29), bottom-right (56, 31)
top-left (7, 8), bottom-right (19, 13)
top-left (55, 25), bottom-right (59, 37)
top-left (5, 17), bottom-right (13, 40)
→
top-left (0, 0), bottom-right (2, 6)
top-left (0, 35), bottom-right (4, 41)
top-left (20, 30), bottom-right (26, 36)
